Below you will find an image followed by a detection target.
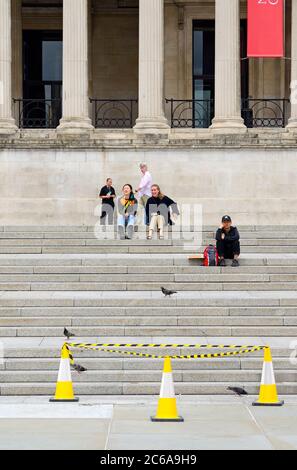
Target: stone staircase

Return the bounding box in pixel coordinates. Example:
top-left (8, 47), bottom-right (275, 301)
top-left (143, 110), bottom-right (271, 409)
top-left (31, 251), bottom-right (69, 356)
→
top-left (0, 225), bottom-right (297, 396)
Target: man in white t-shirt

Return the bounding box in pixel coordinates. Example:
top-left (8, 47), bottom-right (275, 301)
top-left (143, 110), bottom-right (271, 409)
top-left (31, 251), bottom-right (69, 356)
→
top-left (135, 163), bottom-right (152, 231)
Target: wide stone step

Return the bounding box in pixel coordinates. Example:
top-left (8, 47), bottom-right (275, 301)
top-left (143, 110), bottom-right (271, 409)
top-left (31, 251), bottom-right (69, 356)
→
top-left (0, 315), bottom-right (292, 327)
top-left (4, 343), bottom-right (292, 358)
top-left (1, 227), bottom-right (297, 239)
top-left (0, 225), bottom-right (297, 238)
top-left (3, 356), bottom-right (293, 370)
top-left (5, 241), bottom-right (166, 248)
top-left (3, 272), bottom-right (297, 282)
top-left (1, 224), bottom-right (297, 231)
top-left (2, 246), bottom-right (297, 254)
top-left (2, 291), bottom-right (297, 307)
top-left (1, 382), bottom-right (296, 396)
top-left (1, 325), bottom-right (297, 337)
top-left (3, 368), bottom-right (297, 384)
top-left (0, 273), bottom-right (175, 282)
top-left (3, 280), bottom-right (297, 291)
top-left (3, 265), bottom-right (297, 274)
top-left (1, 225), bottom-right (296, 233)
top-left (3, 237), bottom-right (297, 246)
top-left (1, 306), bottom-right (297, 317)
top-left (1, 254), bottom-right (296, 266)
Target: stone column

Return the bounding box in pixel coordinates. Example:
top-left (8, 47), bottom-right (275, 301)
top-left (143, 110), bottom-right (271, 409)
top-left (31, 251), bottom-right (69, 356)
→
top-left (134, 0), bottom-right (169, 133)
top-left (0, 0), bottom-right (18, 135)
top-left (11, 0), bottom-right (23, 121)
top-left (57, 0), bottom-right (93, 136)
top-left (211, 0), bottom-right (246, 132)
top-left (287, 0), bottom-right (297, 130)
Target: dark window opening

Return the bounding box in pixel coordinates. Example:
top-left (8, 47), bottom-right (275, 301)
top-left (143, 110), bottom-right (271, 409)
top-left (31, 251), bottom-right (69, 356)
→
top-left (21, 30), bottom-right (62, 128)
top-left (192, 20), bottom-right (215, 128)
top-left (192, 19), bottom-right (248, 128)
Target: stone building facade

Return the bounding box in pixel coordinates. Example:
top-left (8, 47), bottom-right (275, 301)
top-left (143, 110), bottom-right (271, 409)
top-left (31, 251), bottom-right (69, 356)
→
top-left (1, 0), bottom-right (297, 225)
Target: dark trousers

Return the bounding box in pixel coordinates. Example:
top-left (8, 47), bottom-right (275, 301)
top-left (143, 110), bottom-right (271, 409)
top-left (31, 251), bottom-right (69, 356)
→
top-left (100, 204), bottom-right (114, 225)
top-left (216, 239), bottom-right (240, 259)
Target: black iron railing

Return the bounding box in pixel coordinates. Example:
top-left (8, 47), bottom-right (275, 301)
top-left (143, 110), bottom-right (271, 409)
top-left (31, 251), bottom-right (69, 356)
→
top-left (166, 97), bottom-right (290, 129)
top-left (241, 98), bottom-right (290, 128)
top-left (13, 98), bottom-right (62, 129)
top-left (165, 98), bottom-right (214, 129)
top-left (13, 96), bottom-right (291, 130)
top-left (90, 99), bottom-right (138, 129)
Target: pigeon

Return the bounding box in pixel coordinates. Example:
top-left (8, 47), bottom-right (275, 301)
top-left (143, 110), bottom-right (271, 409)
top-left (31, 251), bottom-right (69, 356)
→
top-left (64, 327), bottom-right (75, 340)
top-left (161, 287), bottom-right (178, 297)
top-left (71, 363), bottom-right (87, 374)
top-left (227, 386), bottom-right (248, 396)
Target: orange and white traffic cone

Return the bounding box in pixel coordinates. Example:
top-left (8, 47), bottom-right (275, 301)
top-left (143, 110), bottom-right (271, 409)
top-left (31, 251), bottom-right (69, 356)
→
top-left (50, 344), bottom-right (79, 402)
top-left (151, 357), bottom-right (184, 422)
top-left (253, 347), bottom-right (284, 407)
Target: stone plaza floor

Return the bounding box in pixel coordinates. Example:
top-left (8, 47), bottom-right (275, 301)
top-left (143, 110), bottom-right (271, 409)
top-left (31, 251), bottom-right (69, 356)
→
top-left (0, 395), bottom-right (296, 450)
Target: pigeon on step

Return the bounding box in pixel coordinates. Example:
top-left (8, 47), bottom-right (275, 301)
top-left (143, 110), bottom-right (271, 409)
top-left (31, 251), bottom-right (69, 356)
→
top-left (64, 327), bottom-right (75, 340)
top-left (227, 386), bottom-right (248, 396)
top-left (71, 363), bottom-right (87, 374)
top-left (161, 287), bottom-right (178, 297)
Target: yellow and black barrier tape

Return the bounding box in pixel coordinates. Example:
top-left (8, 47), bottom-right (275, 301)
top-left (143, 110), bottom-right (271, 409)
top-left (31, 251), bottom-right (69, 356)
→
top-left (65, 344), bottom-right (75, 365)
top-left (66, 342), bottom-right (262, 349)
top-left (65, 342), bottom-right (266, 360)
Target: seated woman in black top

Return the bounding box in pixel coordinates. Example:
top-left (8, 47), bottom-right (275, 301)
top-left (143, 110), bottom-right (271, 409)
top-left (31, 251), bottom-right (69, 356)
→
top-left (145, 185), bottom-right (179, 240)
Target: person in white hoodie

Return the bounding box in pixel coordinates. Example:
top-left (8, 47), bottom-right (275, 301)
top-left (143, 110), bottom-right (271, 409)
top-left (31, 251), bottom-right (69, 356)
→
top-left (134, 162), bottom-right (152, 232)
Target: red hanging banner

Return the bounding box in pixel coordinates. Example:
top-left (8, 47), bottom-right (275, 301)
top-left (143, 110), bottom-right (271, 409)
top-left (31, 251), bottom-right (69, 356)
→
top-left (247, 0), bottom-right (284, 57)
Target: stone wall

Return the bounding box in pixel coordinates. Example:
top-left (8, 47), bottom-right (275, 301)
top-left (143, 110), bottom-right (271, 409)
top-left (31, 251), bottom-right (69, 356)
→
top-left (1, 146), bottom-right (297, 226)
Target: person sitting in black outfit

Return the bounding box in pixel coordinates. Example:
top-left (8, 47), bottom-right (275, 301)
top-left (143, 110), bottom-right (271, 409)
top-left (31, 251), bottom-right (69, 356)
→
top-left (145, 185), bottom-right (179, 240)
top-left (216, 215), bottom-right (240, 267)
top-left (99, 178), bottom-right (116, 225)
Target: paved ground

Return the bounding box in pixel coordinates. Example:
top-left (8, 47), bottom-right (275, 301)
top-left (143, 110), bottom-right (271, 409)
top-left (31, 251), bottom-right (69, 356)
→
top-left (0, 395), bottom-right (296, 450)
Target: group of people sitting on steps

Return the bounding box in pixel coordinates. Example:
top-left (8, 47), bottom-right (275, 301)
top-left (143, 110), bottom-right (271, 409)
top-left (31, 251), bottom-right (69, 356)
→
top-left (99, 163), bottom-right (179, 241)
top-left (99, 163), bottom-right (240, 266)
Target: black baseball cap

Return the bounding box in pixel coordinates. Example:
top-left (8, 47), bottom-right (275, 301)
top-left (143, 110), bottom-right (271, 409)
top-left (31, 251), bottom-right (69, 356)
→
top-left (222, 215), bottom-right (232, 222)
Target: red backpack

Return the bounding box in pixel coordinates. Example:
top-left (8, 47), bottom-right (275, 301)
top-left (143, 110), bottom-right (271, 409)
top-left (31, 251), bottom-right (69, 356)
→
top-left (203, 244), bottom-right (219, 267)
